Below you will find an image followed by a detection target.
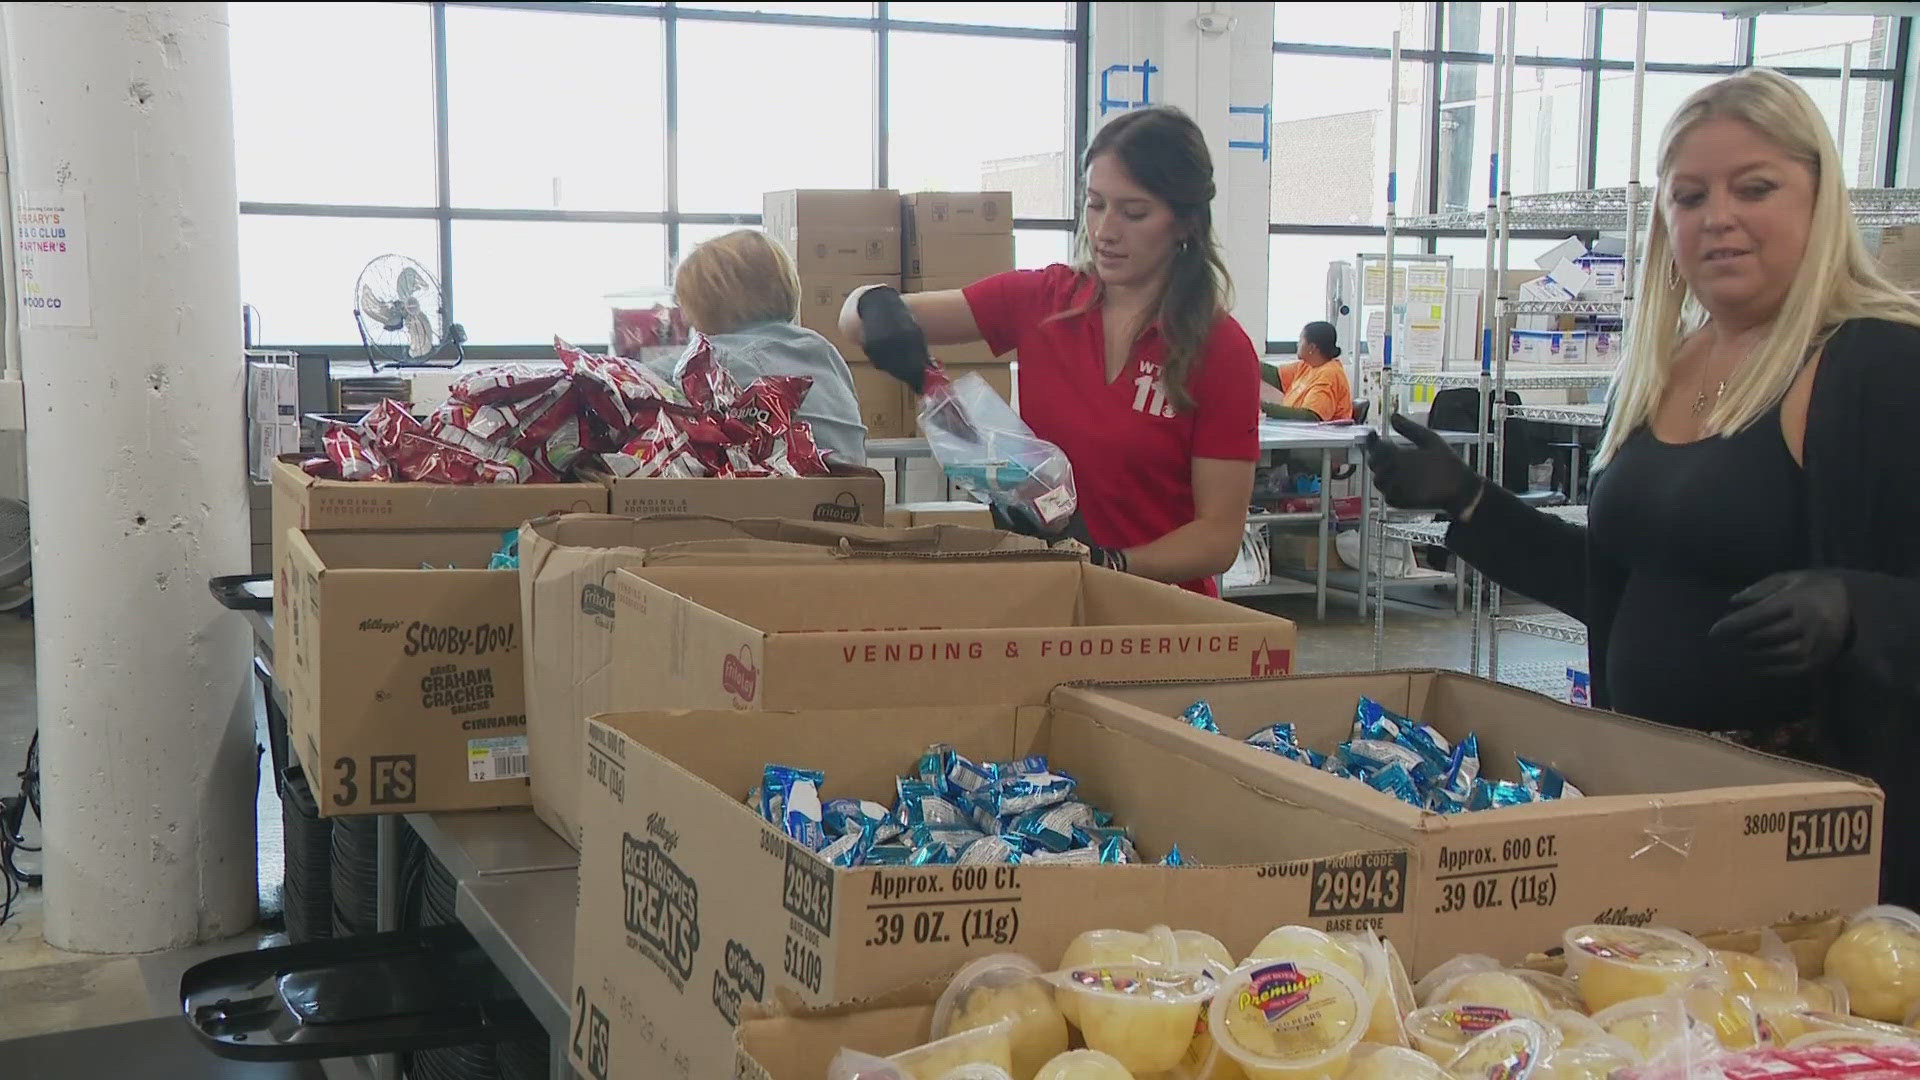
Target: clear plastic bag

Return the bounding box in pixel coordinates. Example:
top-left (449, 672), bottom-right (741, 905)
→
top-left (918, 368), bottom-right (1078, 530)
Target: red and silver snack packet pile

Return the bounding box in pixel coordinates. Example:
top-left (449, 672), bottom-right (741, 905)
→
top-left (304, 336), bottom-right (830, 484)
top-left (597, 336), bottom-right (828, 481)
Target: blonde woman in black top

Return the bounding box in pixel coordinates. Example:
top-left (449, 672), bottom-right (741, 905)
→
top-left (1370, 70), bottom-right (1920, 902)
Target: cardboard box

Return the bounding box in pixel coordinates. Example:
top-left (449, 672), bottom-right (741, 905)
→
top-left (904, 230), bottom-right (1016, 280)
top-left (270, 456), bottom-right (605, 537)
top-left (278, 529), bottom-right (529, 816)
top-left (568, 703), bottom-right (1406, 1080)
top-left (1876, 225), bottom-right (1920, 290)
top-left (609, 560), bottom-right (1292, 713)
top-left (883, 501), bottom-right (993, 529)
top-left (900, 275), bottom-right (1011, 366)
top-left (248, 358), bottom-right (300, 482)
top-left (763, 189), bottom-right (902, 275)
top-left (518, 513), bottom-right (1059, 846)
top-left (1062, 671), bottom-right (1885, 972)
top-left (851, 366), bottom-right (911, 440)
top-left (901, 191), bottom-right (1013, 236)
top-left (796, 273), bottom-right (897, 342)
top-left (587, 465), bottom-right (886, 524)
top-left (1510, 328), bottom-right (1589, 365)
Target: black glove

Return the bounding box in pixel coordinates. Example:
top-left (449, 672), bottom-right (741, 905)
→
top-left (1709, 570), bottom-right (1854, 677)
top-left (991, 505), bottom-right (1128, 572)
top-left (855, 286), bottom-right (932, 393)
top-left (1364, 413), bottom-right (1483, 516)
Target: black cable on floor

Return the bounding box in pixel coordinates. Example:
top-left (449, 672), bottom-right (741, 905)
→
top-left (0, 731), bottom-right (41, 930)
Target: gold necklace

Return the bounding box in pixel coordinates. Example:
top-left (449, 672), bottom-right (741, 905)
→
top-left (1691, 378), bottom-right (1728, 417)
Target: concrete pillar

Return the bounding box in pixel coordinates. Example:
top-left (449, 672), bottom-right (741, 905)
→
top-left (1088, 2), bottom-right (1276, 347)
top-left (5, 2), bottom-right (255, 952)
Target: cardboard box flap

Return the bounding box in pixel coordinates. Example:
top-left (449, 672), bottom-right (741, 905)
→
top-left (619, 561), bottom-right (1089, 633)
top-left (1076, 565), bottom-right (1281, 628)
top-left (738, 1006), bottom-right (938, 1080)
top-left (272, 456), bottom-right (605, 530)
top-left (1060, 672), bottom-right (1874, 797)
top-left (304, 529), bottom-right (514, 571)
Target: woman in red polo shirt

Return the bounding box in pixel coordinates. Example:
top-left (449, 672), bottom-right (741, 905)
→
top-left (839, 106), bottom-right (1260, 596)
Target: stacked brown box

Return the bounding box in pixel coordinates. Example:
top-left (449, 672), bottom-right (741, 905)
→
top-left (765, 189), bottom-right (912, 438)
top-left (902, 193), bottom-right (1016, 418)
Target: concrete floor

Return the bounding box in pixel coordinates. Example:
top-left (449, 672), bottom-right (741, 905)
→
top-left (0, 586), bottom-right (1583, 1048)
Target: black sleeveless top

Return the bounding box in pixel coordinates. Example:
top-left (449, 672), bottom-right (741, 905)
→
top-left (1587, 409), bottom-right (1817, 735)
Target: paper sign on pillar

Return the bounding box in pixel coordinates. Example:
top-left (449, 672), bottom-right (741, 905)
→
top-left (518, 513), bottom-right (1061, 847)
top-left (1062, 671), bottom-right (1885, 973)
top-left (566, 700), bottom-right (1407, 1080)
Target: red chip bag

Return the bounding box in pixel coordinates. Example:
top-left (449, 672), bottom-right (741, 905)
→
top-left (388, 431), bottom-right (521, 485)
top-left (317, 423), bottom-right (393, 481)
top-left (678, 336), bottom-right (743, 413)
top-left (729, 374), bottom-right (827, 476)
top-left (361, 398), bottom-right (427, 459)
top-left (603, 410), bottom-right (706, 480)
top-left (449, 363), bottom-right (567, 406)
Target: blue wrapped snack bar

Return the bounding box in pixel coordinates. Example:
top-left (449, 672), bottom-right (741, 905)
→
top-left (1160, 844), bottom-right (1185, 867)
top-left (1365, 762), bottom-right (1424, 808)
top-left (778, 771), bottom-right (827, 851)
top-left (894, 779), bottom-right (970, 829)
top-left (1469, 778), bottom-right (1538, 811)
top-left (1518, 756), bottom-right (1583, 799)
top-left (976, 769), bottom-right (1077, 818)
top-left (864, 844), bottom-right (912, 866)
top-left (1008, 802), bottom-right (1098, 853)
top-left (957, 835), bottom-right (1023, 865)
top-left (819, 830), bottom-right (867, 867)
top-left (1181, 700), bottom-right (1220, 734)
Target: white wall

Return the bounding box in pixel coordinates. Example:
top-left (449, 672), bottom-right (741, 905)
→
top-left (1088, 2), bottom-right (1275, 347)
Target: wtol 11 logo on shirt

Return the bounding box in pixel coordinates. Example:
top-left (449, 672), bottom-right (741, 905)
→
top-left (621, 832), bottom-right (702, 988)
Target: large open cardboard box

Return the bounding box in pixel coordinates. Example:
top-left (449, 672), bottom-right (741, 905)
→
top-left (567, 704), bottom-right (1409, 1080)
top-left (608, 560), bottom-right (1295, 712)
top-left (587, 464), bottom-right (886, 523)
top-left (518, 513), bottom-right (1062, 847)
top-left (1063, 672), bottom-right (1885, 971)
top-left (279, 529), bottom-right (527, 816)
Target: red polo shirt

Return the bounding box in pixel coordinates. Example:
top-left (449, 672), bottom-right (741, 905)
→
top-left (963, 264), bottom-right (1261, 595)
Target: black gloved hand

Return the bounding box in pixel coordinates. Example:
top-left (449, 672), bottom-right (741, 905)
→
top-left (855, 285), bottom-right (932, 393)
top-left (1364, 413), bottom-right (1483, 515)
top-left (991, 505), bottom-right (1128, 572)
top-left (1709, 570), bottom-right (1854, 677)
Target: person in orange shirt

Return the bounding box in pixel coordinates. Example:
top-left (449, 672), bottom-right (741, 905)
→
top-left (1262, 321), bottom-right (1354, 421)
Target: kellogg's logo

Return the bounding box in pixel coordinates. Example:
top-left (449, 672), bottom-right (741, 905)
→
top-left (722, 647), bottom-right (759, 704)
top-left (813, 491), bottom-right (863, 523)
top-left (620, 833), bottom-right (701, 986)
top-left (1242, 962), bottom-right (1319, 1021)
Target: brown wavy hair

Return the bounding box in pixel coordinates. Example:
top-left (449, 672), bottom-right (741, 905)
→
top-left (1057, 105), bottom-right (1233, 412)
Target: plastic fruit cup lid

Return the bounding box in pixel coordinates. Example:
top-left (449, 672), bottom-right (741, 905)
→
top-left (1407, 1003), bottom-right (1520, 1049)
top-left (1849, 904), bottom-right (1920, 934)
top-left (1563, 925), bottom-right (1710, 972)
top-left (1447, 1018), bottom-right (1551, 1078)
top-left (931, 954), bottom-right (1046, 1041)
top-left (1208, 959), bottom-right (1368, 1072)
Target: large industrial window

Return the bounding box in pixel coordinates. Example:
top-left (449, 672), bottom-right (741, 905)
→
top-left (232, 1), bottom-right (1086, 357)
top-left (1269, 2), bottom-right (1909, 354)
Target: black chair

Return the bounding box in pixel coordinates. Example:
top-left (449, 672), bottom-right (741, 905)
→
top-left (1428, 387), bottom-right (1543, 492)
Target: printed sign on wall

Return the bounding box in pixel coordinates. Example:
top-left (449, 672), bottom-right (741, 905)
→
top-left (15, 194), bottom-right (90, 328)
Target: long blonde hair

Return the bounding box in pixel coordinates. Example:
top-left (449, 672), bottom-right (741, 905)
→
top-left (1596, 68), bottom-right (1920, 465)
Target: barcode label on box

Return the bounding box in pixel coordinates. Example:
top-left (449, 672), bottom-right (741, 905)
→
top-left (468, 735), bottom-right (529, 782)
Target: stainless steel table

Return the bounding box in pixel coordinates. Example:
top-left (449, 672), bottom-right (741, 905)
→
top-left (407, 808), bottom-right (579, 1080)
